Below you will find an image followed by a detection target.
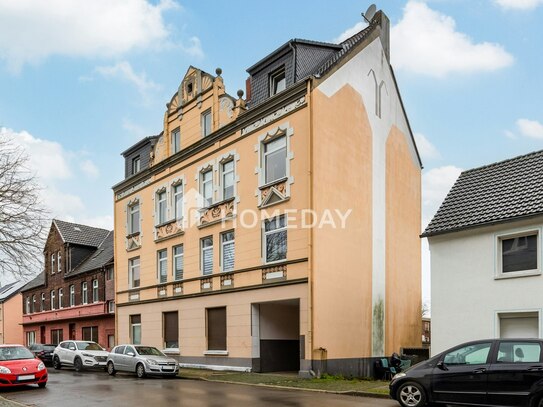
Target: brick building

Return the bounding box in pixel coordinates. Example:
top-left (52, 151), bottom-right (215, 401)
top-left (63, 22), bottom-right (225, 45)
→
top-left (21, 220), bottom-right (115, 349)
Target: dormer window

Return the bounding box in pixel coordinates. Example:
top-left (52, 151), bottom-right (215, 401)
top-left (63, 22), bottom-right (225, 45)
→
top-left (270, 67), bottom-right (286, 96)
top-left (132, 156), bottom-right (141, 175)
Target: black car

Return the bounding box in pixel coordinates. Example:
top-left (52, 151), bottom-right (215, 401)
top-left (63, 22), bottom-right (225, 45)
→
top-left (390, 339), bottom-right (543, 407)
top-left (28, 343), bottom-right (56, 365)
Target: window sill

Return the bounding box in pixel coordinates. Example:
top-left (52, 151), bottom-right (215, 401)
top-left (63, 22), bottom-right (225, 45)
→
top-left (204, 350), bottom-right (228, 356)
top-left (126, 232), bottom-right (141, 239)
top-left (199, 197), bottom-right (235, 212)
top-left (258, 177), bottom-right (288, 191)
top-left (495, 270), bottom-right (541, 280)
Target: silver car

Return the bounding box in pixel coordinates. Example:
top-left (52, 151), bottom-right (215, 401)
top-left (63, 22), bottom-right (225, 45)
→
top-left (106, 345), bottom-right (179, 378)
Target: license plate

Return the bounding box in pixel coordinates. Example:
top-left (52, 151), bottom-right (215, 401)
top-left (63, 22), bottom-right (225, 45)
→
top-left (162, 367), bottom-right (173, 371)
top-left (18, 374), bottom-right (35, 380)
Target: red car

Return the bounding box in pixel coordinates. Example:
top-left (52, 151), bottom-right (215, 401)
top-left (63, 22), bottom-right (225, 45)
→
top-left (0, 345), bottom-right (48, 388)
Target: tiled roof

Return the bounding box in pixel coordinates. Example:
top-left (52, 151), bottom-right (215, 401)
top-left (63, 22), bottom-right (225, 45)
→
top-left (0, 281), bottom-right (26, 301)
top-left (21, 272), bottom-right (45, 292)
top-left (422, 150), bottom-right (543, 237)
top-left (67, 231), bottom-right (114, 277)
top-left (54, 219), bottom-right (110, 247)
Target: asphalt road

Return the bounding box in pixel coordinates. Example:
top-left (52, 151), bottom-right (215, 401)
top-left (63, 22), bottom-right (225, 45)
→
top-left (1, 368), bottom-right (400, 407)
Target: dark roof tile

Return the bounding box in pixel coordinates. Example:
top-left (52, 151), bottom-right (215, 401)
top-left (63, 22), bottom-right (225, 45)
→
top-left (54, 219), bottom-right (110, 247)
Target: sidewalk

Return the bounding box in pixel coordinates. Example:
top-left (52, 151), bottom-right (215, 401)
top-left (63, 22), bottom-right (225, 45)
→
top-left (178, 368), bottom-right (391, 398)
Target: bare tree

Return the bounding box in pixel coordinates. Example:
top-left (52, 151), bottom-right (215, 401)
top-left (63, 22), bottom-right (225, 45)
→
top-left (422, 301), bottom-right (431, 318)
top-left (0, 135), bottom-right (48, 280)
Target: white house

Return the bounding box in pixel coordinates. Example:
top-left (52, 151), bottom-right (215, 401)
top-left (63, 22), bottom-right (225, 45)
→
top-left (422, 150), bottom-right (543, 355)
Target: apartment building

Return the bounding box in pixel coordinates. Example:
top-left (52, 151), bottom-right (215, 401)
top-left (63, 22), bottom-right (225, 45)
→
top-left (113, 9), bottom-right (422, 376)
top-left (21, 220), bottom-right (115, 348)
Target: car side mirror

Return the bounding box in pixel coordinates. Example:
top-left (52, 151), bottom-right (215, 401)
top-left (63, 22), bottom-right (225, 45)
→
top-left (437, 361), bottom-right (448, 371)
top-left (69, 347), bottom-right (76, 351)
top-left (127, 352), bottom-right (135, 357)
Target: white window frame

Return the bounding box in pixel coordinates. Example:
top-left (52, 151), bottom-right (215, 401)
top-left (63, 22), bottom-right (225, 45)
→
top-left (201, 237), bottom-right (213, 276)
top-left (108, 301), bottom-right (115, 314)
top-left (92, 279), bottom-right (99, 303)
top-left (202, 109), bottom-right (212, 137)
top-left (269, 66), bottom-right (286, 96)
top-left (157, 249), bottom-right (168, 284)
top-left (495, 228), bottom-right (541, 279)
top-left (171, 128), bottom-right (181, 154)
top-left (220, 231), bottom-right (235, 273)
top-left (129, 257), bottom-right (141, 289)
top-left (221, 160), bottom-right (235, 201)
top-left (173, 245), bottom-right (184, 281)
top-left (156, 189), bottom-right (167, 225)
top-left (495, 310), bottom-right (541, 338)
top-left (128, 201), bottom-right (140, 235)
top-left (58, 251), bottom-right (62, 272)
top-left (50, 290), bottom-right (56, 310)
top-left (25, 297), bottom-right (30, 314)
top-left (263, 215), bottom-right (288, 264)
top-left (130, 315), bottom-right (142, 345)
top-left (132, 156), bottom-right (141, 175)
top-left (201, 169), bottom-right (213, 207)
top-left (172, 182), bottom-right (184, 221)
top-left (82, 282), bottom-right (88, 305)
top-left (26, 331), bottom-right (36, 346)
top-left (58, 288), bottom-right (63, 309)
top-left (263, 135), bottom-right (287, 185)
top-left (51, 253), bottom-right (55, 274)
top-left (32, 295), bottom-right (36, 313)
top-left (41, 292), bottom-right (45, 311)
top-left (69, 285), bottom-right (75, 307)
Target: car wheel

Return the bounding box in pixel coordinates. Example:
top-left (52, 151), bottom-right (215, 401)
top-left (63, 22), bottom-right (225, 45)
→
top-left (53, 356), bottom-right (61, 370)
top-left (397, 381), bottom-right (427, 407)
top-left (107, 362), bottom-right (116, 376)
top-left (136, 363), bottom-right (145, 379)
top-left (38, 382), bottom-right (47, 388)
top-left (74, 357), bottom-right (83, 372)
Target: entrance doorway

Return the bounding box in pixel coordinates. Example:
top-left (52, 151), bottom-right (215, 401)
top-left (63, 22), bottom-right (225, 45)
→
top-left (252, 299), bottom-right (300, 372)
top-left (69, 323), bottom-right (76, 340)
top-left (40, 326), bottom-right (46, 344)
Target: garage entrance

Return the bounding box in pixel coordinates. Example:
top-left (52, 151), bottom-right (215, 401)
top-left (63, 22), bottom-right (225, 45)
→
top-left (252, 299), bottom-right (300, 373)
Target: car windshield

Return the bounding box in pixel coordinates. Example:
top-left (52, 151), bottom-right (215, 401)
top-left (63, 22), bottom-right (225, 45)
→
top-left (135, 346), bottom-right (164, 356)
top-left (76, 342), bottom-right (102, 351)
top-left (0, 346), bottom-right (35, 361)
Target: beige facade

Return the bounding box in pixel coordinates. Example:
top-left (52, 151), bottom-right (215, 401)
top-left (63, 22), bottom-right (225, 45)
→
top-left (113, 9), bottom-right (421, 376)
top-left (0, 283), bottom-right (24, 345)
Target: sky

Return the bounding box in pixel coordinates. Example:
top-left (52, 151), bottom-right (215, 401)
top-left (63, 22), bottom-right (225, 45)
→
top-left (1, 0), bottom-right (543, 303)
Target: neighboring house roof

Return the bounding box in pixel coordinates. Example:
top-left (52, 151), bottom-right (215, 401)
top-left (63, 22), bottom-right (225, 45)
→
top-left (422, 150), bottom-right (543, 238)
top-left (0, 281), bottom-right (26, 302)
top-left (21, 272), bottom-right (45, 293)
top-left (66, 231), bottom-right (114, 277)
top-left (53, 219), bottom-right (110, 247)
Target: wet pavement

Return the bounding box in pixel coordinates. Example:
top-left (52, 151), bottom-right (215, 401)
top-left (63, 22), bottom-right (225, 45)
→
top-left (1, 368), bottom-right (399, 407)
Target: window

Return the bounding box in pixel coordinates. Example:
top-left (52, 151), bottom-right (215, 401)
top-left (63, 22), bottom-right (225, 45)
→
top-left (31, 295), bottom-right (36, 313)
top-left (157, 249), bottom-right (168, 284)
top-left (69, 285), bottom-right (75, 307)
top-left (92, 279), bottom-right (99, 303)
top-left (130, 315), bottom-right (142, 345)
top-left (129, 257), bottom-right (140, 288)
top-left (499, 232), bottom-right (539, 274)
top-left (207, 307), bottom-right (226, 351)
top-left (201, 237), bottom-right (213, 275)
top-left (107, 301), bottom-right (115, 313)
top-left (25, 297), bottom-right (30, 314)
top-left (51, 253), bottom-right (55, 274)
top-left (201, 169), bottom-right (213, 207)
top-left (497, 342), bottom-right (541, 363)
top-left (221, 160), bottom-right (234, 200)
top-left (443, 342), bottom-right (492, 366)
top-left (156, 190), bottom-right (167, 225)
top-left (269, 67), bottom-right (286, 96)
top-left (81, 282), bottom-right (88, 305)
top-left (41, 293), bottom-right (45, 311)
top-left (202, 109), bottom-right (212, 137)
top-left (58, 251), bottom-right (62, 272)
top-left (50, 290), bottom-right (56, 310)
top-left (26, 331), bottom-right (36, 346)
top-left (263, 136), bottom-right (287, 184)
top-left (106, 267), bottom-right (114, 281)
top-left (499, 312), bottom-right (539, 338)
top-left (173, 183), bottom-right (183, 221)
top-left (108, 335), bottom-right (115, 349)
top-left (51, 329), bottom-right (63, 345)
top-left (132, 156), bottom-right (141, 175)
top-left (58, 288), bottom-right (63, 309)
top-left (82, 326), bottom-right (98, 342)
top-left (221, 231), bottom-right (235, 272)
top-left (171, 128), bottom-right (181, 154)
top-left (163, 311), bottom-right (179, 349)
top-left (128, 202), bottom-right (140, 235)
top-left (264, 215), bottom-right (287, 263)
top-left (173, 245), bottom-right (184, 281)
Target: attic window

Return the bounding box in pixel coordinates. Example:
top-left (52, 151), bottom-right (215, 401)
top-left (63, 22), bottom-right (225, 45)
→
top-left (186, 81), bottom-right (194, 95)
top-left (270, 67), bottom-right (286, 96)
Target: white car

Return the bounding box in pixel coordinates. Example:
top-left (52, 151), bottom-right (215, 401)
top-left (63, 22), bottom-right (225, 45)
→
top-left (53, 340), bottom-right (109, 371)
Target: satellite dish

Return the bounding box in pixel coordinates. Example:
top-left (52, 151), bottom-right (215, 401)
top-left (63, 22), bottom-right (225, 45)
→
top-left (362, 4), bottom-right (377, 23)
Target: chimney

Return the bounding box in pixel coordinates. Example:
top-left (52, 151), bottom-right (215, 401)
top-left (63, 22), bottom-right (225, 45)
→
top-left (245, 77), bottom-right (252, 103)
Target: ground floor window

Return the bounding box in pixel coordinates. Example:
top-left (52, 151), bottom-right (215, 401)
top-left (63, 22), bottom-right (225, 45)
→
top-left (108, 334), bottom-right (115, 349)
top-left (130, 315), bottom-right (141, 345)
top-left (26, 331), bottom-right (36, 346)
top-left (163, 311), bottom-right (179, 349)
top-left (82, 326), bottom-right (98, 343)
top-left (499, 311), bottom-right (539, 338)
top-left (207, 307), bottom-right (226, 351)
top-left (51, 329), bottom-right (63, 345)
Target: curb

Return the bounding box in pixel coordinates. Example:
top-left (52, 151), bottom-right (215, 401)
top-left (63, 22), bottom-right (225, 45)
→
top-left (178, 375), bottom-right (390, 399)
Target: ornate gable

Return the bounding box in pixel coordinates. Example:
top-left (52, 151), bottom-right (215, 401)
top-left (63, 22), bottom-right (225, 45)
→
top-left (168, 66), bottom-right (215, 115)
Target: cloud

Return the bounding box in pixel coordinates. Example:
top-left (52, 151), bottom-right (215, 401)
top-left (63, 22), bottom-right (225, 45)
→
top-left (179, 37), bottom-right (205, 59)
top-left (0, 0), bottom-right (179, 71)
top-left (96, 61), bottom-right (160, 96)
top-left (414, 133), bottom-right (441, 160)
top-left (516, 118), bottom-right (543, 139)
top-left (80, 159), bottom-right (100, 179)
top-left (333, 21), bottom-right (368, 43)
top-left (78, 215), bottom-right (114, 230)
top-left (391, 1), bottom-right (514, 77)
top-left (494, 0), bottom-right (543, 10)
top-left (122, 118), bottom-right (149, 139)
top-left (422, 165), bottom-right (463, 226)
